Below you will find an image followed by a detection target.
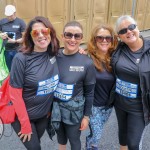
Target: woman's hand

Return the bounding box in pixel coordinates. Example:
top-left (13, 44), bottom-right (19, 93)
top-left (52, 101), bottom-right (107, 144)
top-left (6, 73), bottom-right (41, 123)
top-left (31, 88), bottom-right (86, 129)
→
top-left (78, 47), bottom-right (88, 55)
top-left (18, 131), bottom-right (32, 143)
top-left (79, 117), bottom-right (89, 131)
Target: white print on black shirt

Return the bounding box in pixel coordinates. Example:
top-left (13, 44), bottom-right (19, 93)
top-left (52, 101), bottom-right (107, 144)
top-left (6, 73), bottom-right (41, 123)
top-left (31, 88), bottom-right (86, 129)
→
top-left (69, 66), bottom-right (84, 72)
top-left (50, 56), bottom-right (56, 64)
top-left (136, 58), bottom-right (140, 64)
top-left (115, 78), bottom-right (138, 98)
top-left (54, 82), bottom-right (74, 101)
top-left (12, 25), bottom-right (20, 28)
top-left (37, 74), bottom-right (59, 95)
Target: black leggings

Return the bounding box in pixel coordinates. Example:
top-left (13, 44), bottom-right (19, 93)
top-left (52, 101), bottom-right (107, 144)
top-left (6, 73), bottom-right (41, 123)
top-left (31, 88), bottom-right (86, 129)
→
top-left (12, 116), bottom-right (48, 150)
top-left (115, 107), bottom-right (145, 150)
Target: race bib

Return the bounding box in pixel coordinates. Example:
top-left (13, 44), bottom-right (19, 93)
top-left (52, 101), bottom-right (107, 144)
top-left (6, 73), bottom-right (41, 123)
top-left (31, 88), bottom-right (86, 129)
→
top-left (54, 82), bottom-right (74, 101)
top-left (37, 74), bottom-right (59, 95)
top-left (116, 78), bottom-right (138, 98)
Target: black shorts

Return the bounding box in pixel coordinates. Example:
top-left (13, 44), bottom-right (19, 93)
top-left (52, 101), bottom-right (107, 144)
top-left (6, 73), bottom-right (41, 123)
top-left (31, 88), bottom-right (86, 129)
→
top-left (56, 122), bottom-right (81, 150)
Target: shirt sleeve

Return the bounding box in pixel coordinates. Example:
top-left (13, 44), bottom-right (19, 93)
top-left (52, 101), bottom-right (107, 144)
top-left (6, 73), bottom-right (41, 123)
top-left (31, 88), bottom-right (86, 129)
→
top-left (10, 52), bottom-right (26, 88)
top-left (83, 84), bottom-right (95, 116)
top-left (19, 19), bottom-right (26, 33)
top-left (84, 60), bottom-right (96, 85)
top-left (83, 60), bottom-right (96, 116)
top-left (0, 19), bottom-right (3, 31)
top-left (9, 85), bottom-right (32, 134)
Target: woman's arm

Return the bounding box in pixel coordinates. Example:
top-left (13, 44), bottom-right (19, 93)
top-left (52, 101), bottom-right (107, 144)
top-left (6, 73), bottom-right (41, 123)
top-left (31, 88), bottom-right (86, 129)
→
top-left (9, 85), bottom-right (32, 142)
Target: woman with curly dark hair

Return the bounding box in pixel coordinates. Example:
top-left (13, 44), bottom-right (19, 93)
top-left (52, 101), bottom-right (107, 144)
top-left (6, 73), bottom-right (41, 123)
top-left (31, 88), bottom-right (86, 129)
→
top-left (9, 16), bottom-right (59, 150)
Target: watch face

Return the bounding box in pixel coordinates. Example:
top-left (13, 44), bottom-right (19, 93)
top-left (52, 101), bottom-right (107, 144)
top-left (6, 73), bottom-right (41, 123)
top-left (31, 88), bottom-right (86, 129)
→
top-left (0, 118), bottom-right (4, 139)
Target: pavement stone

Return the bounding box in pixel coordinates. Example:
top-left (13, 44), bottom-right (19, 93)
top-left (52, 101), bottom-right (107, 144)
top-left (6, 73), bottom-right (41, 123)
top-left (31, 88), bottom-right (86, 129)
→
top-left (140, 29), bottom-right (150, 38)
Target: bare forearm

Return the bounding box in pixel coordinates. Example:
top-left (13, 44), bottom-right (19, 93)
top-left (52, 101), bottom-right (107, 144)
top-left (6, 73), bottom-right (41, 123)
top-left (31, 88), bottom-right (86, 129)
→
top-left (16, 38), bottom-right (23, 44)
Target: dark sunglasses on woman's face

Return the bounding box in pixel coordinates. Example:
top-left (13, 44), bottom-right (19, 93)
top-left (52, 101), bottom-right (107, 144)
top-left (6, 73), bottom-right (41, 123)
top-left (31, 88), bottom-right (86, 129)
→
top-left (118, 24), bottom-right (137, 35)
top-left (95, 36), bottom-right (113, 43)
top-left (64, 32), bottom-right (83, 40)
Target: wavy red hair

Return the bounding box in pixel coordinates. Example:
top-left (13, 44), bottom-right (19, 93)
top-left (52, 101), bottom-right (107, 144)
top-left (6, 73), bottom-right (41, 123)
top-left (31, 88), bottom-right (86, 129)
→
top-left (87, 24), bottom-right (118, 72)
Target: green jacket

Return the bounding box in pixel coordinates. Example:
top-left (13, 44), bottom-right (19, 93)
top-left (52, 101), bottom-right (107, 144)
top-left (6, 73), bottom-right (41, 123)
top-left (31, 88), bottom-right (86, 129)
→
top-left (0, 38), bottom-right (9, 86)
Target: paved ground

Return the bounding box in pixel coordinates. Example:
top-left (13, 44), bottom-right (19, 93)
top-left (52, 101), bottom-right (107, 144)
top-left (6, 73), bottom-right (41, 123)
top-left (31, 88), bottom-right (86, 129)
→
top-left (1, 109), bottom-right (150, 150)
top-left (0, 109), bottom-right (119, 150)
top-left (140, 29), bottom-right (150, 38)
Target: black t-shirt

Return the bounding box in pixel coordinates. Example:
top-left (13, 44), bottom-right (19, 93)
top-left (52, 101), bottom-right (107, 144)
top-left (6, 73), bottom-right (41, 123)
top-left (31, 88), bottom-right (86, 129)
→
top-left (0, 17), bottom-right (26, 50)
top-left (54, 50), bottom-right (96, 123)
top-left (115, 45), bottom-right (143, 116)
top-left (93, 68), bottom-right (115, 107)
top-left (55, 51), bottom-right (95, 99)
top-left (10, 51), bottom-right (59, 120)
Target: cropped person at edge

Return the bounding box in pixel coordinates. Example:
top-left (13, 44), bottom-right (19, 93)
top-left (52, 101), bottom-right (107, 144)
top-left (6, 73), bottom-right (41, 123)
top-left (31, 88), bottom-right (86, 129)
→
top-left (0, 5), bottom-right (26, 71)
top-left (109, 15), bottom-right (150, 150)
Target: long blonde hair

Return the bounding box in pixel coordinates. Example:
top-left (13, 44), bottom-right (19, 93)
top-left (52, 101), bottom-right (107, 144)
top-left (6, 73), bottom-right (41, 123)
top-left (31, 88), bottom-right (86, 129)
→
top-left (88, 24), bottom-right (118, 72)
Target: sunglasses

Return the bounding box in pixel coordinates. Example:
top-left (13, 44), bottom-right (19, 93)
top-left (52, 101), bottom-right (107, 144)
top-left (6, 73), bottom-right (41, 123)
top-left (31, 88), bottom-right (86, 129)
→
top-left (64, 32), bottom-right (83, 40)
top-left (30, 28), bottom-right (50, 37)
top-left (118, 24), bottom-right (136, 35)
top-left (95, 36), bottom-right (113, 43)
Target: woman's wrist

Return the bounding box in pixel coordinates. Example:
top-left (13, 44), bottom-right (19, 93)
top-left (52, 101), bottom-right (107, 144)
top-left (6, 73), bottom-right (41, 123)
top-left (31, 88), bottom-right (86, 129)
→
top-left (84, 116), bottom-right (90, 121)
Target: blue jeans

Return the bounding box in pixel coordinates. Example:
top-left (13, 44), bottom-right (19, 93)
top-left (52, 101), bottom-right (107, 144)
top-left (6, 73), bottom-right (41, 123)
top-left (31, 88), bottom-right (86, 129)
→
top-left (86, 106), bottom-right (112, 149)
top-left (4, 50), bottom-right (17, 71)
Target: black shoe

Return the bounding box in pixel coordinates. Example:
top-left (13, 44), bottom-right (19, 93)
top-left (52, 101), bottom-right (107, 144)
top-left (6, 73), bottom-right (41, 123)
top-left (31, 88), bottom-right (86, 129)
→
top-left (92, 146), bottom-right (98, 150)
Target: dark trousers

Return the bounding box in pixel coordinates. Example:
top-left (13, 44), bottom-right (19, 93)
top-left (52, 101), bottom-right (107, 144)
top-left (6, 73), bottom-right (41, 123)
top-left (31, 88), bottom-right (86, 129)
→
top-left (115, 107), bottom-right (145, 150)
top-left (12, 116), bottom-right (48, 150)
top-left (4, 50), bottom-right (17, 71)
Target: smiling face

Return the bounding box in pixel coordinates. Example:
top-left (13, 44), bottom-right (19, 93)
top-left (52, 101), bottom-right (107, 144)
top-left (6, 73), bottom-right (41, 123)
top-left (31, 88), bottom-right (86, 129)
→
top-left (31, 22), bottom-right (51, 52)
top-left (96, 28), bottom-right (112, 54)
top-left (118, 19), bottom-right (139, 45)
top-left (62, 26), bottom-right (83, 55)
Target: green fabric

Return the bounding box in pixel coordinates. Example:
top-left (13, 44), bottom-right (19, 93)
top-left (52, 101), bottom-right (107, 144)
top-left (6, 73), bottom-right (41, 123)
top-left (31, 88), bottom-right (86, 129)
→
top-left (0, 38), bottom-right (9, 86)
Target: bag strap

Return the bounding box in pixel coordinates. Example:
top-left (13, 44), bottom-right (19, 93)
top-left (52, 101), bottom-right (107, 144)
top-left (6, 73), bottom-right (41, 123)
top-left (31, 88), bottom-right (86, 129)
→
top-left (0, 118), bottom-right (4, 139)
top-left (0, 118), bottom-right (13, 138)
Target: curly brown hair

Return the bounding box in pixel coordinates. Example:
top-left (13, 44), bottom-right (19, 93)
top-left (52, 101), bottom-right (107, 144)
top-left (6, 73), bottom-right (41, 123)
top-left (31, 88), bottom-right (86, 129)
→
top-left (87, 24), bottom-right (118, 72)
